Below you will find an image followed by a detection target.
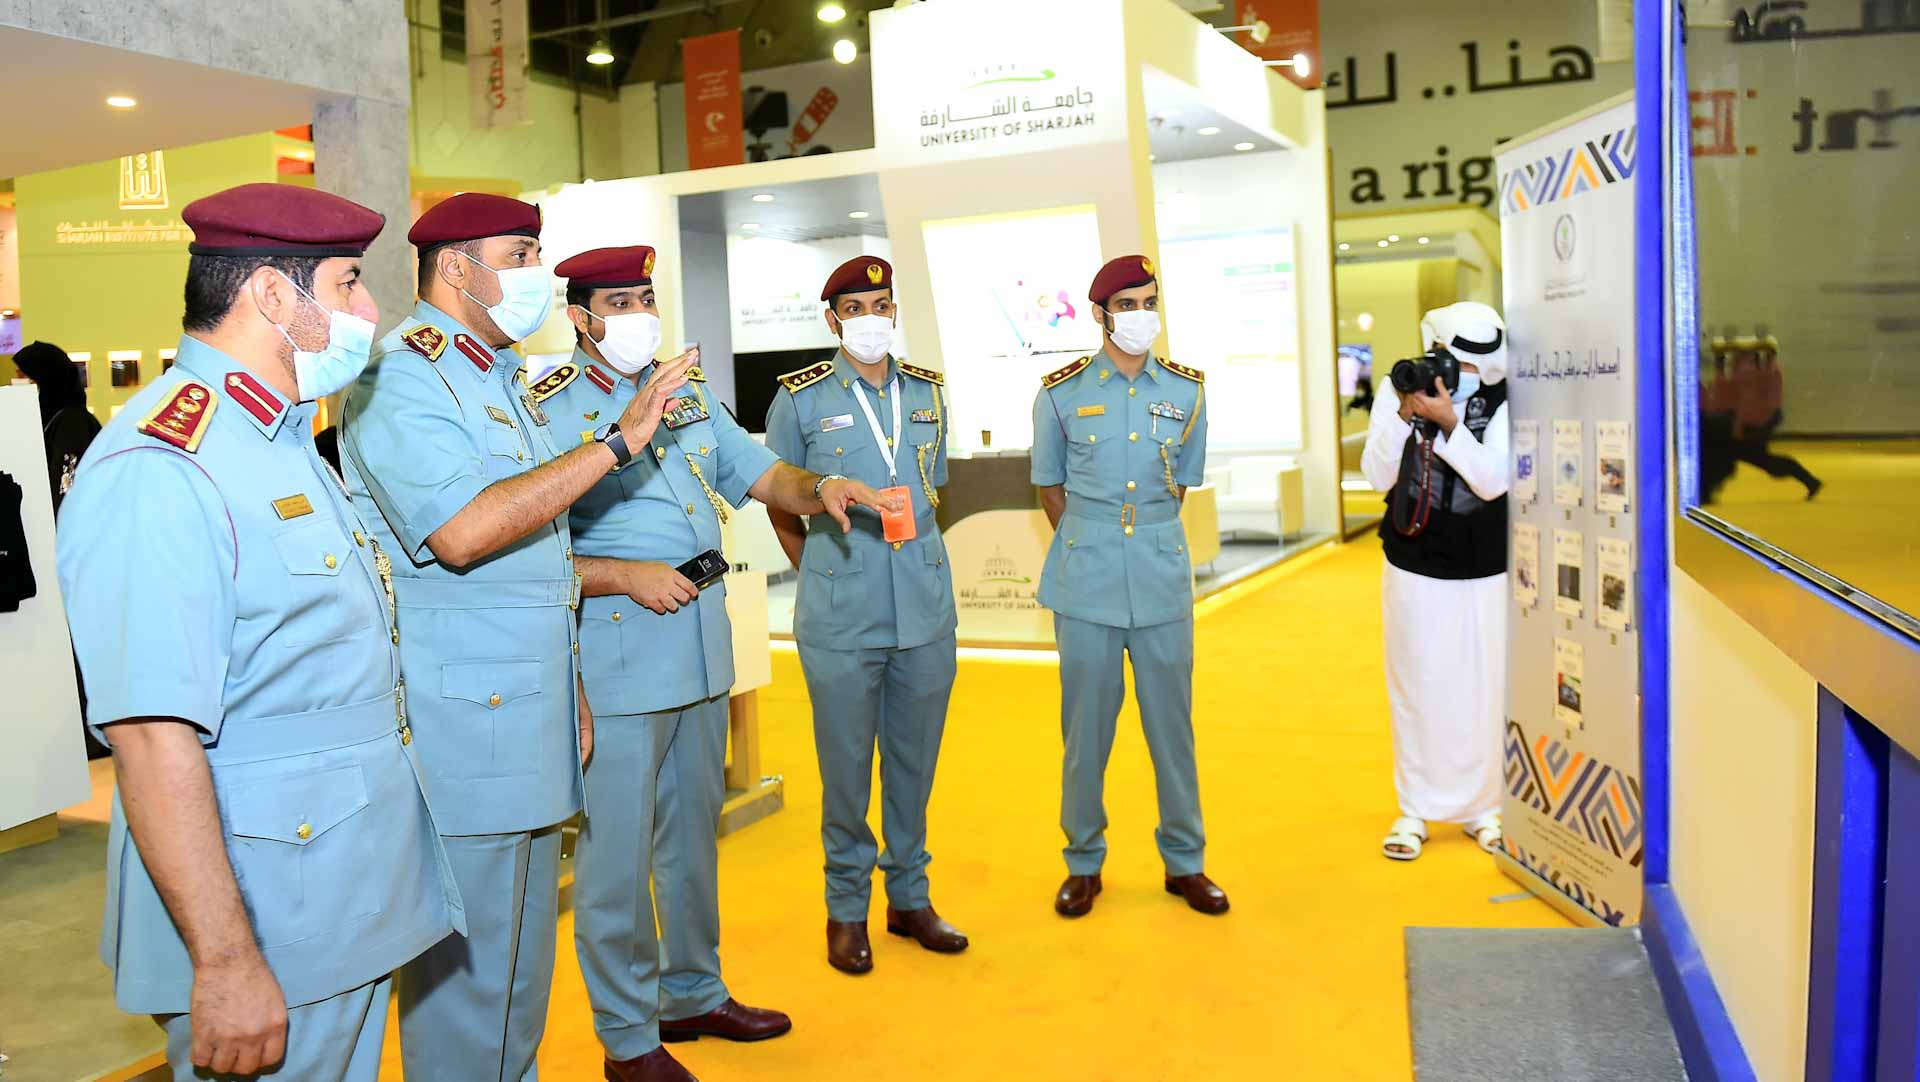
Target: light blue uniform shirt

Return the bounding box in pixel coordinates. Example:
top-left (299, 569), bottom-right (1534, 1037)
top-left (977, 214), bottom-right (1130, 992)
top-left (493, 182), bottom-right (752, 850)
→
top-left (1031, 350), bottom-right (1208, 628)
top-left (764, 356), bottom-right (956, 651)
top-left (341, 300), bottom-right (585, 837)
top-left (532, 349), bottom-right (779, 714)
top-left (57, 336), bottom-right (462, 1014)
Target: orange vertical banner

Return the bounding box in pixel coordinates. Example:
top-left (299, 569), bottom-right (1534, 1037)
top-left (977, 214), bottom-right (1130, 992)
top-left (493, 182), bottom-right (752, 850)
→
top-left (1237, 0), bottom-right (1321, 90)
top-left (682, 29), bottom-right (744, 170)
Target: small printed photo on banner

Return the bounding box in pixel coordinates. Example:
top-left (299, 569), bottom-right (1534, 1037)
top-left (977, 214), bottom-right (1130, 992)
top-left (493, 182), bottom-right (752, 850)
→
top-left (1512, 420), bottom-right (1540, 503)
top-left (1513, 523), bottom-right (1541, 610)
top-left (1554, 528), bottom-right (1584, 618)
top-left (1597, 536), bottom-right (1632, 632)
top-left (1553, 419), bottom-right (1584, 506)
top-left (1595, 420), bottom-right (1631, 514)
top-left (1554, 637), bottom-right (1585, 729)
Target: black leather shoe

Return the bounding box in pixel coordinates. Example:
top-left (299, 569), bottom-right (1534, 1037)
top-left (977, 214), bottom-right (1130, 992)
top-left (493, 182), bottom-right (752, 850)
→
top-left (1055, 874), bottom-right (1102, 917)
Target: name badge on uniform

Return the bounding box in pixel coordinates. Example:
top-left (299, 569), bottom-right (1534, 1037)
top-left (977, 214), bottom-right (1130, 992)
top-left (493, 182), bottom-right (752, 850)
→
top-left (1076, 405), bottom-right (1106, 418)
top-left (1148, 401), bottom-right (1187, 422)
top-left (910, 409), bottom-right (939, 423)
top-left (664, 399), bottom-right (710, 430)
top-left (272, 494), bottom-right (314, 520)
top-left (485, 405), bottom-right (516, 428)
top-left (820, 413), bottom-right (856, 432)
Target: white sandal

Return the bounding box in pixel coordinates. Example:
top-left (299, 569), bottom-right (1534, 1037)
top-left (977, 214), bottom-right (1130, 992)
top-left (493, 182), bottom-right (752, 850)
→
top-left (1462, 812), bottom-right (1503, 854)
top-left (1381, 816), bottom-right (1428, 861)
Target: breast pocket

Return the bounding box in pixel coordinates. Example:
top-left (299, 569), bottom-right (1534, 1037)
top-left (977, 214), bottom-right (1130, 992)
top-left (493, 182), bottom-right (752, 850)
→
top-left (437, 657), bottom-right (544, 778)
top-left (806, 422), bottom-right (858, 477)
top-left (269, 518), bottom-right (372, 651)
top-left (221, 760), bottom-right (380, 947)
top-left (483, 425), bottom-right (530, 478)
top-left (1065, 412), bottom-right (1124, 471)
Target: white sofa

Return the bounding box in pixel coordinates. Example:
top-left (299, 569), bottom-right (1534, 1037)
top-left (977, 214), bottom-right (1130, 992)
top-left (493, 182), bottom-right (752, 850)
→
top-left (1204, 455), bottom-right (1305, 541)
top-left (1179, 483), bottom-right (1222, 571)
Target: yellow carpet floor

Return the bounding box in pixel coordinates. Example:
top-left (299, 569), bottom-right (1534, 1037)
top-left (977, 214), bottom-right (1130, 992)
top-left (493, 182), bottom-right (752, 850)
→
top-left (379, 540), bottom-right (1566, 1082)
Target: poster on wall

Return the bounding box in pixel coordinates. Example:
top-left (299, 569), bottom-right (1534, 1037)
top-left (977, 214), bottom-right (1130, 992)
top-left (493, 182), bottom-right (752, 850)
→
top-left (1498, 95), bottom-right (1642, 926)
top-left (465, 0), bottom-right (530, 129)
top-left (1513, 523), bottom-right (1540, 610)
top-left (660, 55), bottom-right (875, 173)
top-left (1512, 419), bottom-right (1539, 503)
top-left (682, 30), bottom-right (745, 170)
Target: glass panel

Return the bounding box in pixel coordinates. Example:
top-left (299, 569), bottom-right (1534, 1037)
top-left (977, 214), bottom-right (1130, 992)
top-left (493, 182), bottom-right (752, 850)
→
top-left (1680, 5), bottom-right (1920, 626)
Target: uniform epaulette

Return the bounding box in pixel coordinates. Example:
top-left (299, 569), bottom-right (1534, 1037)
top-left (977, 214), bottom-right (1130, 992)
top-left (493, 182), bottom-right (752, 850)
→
top-left (1159, 358), bottom-right (1205, 383)
top-left (401, 324), bottom-right (448, 360)
top-left (898, 362), bottom-right (944, 386)
top-left (528, 364), bottom-right (578, 402)
top-left (583, 364), bottom-right (617, 395)
top-left (1040, 356), bottom-right (1091, 390)
top-left (688, 365), bottom-right (708, 383)
top-left (778, 362), bottom-right (834, 393)
top-left (137, 380), bottom-right (218, 454)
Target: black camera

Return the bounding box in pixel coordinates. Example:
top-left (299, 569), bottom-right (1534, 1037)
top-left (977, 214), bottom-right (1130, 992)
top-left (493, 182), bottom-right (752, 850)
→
top-left (1388, 348), bottom-right (1461, 398)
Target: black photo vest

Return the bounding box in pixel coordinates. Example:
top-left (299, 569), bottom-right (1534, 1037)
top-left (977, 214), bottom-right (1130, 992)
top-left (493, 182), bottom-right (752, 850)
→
top-left (1378, 381), bottom-right (1508, 580)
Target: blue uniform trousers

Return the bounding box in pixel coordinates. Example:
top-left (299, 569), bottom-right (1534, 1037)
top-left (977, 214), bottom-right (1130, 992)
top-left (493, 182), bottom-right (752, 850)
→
top-left (798, 634), bottom-right (957, 922)
top-left (397, 827), bottom-right (562, 1082)
top-left (158, 976), bottom-right (392, 1082)
top-left (573, 696), bottom-right (730, 1060)
top-left (1055, 613), bottom-right (1206, 877)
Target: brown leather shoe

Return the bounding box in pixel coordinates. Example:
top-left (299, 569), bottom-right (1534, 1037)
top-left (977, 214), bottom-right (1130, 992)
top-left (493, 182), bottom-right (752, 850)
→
top-left (1054, 873), bottom-right (1102, 917)
top-left (604, 1047), bottom-right (698, 1082)
top-left (1165, 873), bottom-right (1230, 914)
top-left (659, 998), bottom-right (792, 1043)
top-left (826, 919), bottom-right (873, 975)
top-left (885, 906), bottom-right (970, 952)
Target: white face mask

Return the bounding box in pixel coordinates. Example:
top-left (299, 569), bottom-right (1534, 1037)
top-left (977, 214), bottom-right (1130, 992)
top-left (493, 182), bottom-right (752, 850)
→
top-left (582, 309), bottom-right (662, 376)
top-left (263, 270), bottom-right (376, 402)
top-left (1105, 309), bottom-right (1160, 355)
top-left (837, 313), bottom-right (894, 365)
top-left (453, 250), bottom-right (553, 342)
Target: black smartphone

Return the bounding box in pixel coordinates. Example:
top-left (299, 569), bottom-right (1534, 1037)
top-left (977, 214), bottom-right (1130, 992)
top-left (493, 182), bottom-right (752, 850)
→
top-left (675, 549), bottom-right (728, 590)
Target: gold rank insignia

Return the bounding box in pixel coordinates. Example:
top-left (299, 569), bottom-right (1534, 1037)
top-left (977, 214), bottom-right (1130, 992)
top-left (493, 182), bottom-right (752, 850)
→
top-left (401, 325), bottom-right (447, 360)
top-left (898, 362), bottom-right (944, 386)
top-left (644, 250), bottom-right (657, 277)
top-left (137, 380), bottom-right (217, 453)
top-left (529, 364), bottom-right (579, 403)
top-left (1158, 358), bottom-right (1205, 383)
top-left (687, 366), bottom-right (708, 382)
top-left (1140, 256), bottom-right (1155, 277)
top-left (866, 262), bottom-right (885, 285)
top-left (1040, 356), bottom-right (1091, 390)
top-left (778, 361), bottom-right (834, 393)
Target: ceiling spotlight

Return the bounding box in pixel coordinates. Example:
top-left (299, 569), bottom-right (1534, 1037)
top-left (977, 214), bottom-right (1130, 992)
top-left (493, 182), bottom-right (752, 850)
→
top-left (752, 193), bottom-right (775, 203)
top-left (105, 95), bottom-right (137, 109)
top-left (1358, 312), bottom-right (1375, 332)
top-left (1292, 52), bottom-right (1311, 78)
top-left (817, 2), bottom-right (847, 21)
top-left (1387, 234), bottom-right (1400, 242)
top-left (1197, 126), bottom-right (1221, 136)
top-left (1377, 239), bottom-right (1389, 248)
top-left (1417, 236), bottom-right (1431, 245)
top-left (1337, 242), bottom-right (1350, 252)
top-left (1233, 141), bottom-right (1255, 152)
top-left (848, 210), bottom-right (870, 220)
top-left (1148, 153), bottom-right (1157, 161)
top-left (832, 38), bottom-right (858, 64)
top-left (586, 37), bottom-right (614, 65)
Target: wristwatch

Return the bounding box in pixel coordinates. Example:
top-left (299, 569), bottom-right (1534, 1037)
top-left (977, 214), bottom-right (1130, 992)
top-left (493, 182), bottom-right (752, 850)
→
top-left (592, 422), bottom-right (633, 467)
top-left (813, 473), bottom-right (847, 502)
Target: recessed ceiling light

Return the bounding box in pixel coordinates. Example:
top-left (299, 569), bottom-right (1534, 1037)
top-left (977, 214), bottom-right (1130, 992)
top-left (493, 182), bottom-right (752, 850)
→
top-left (752, 193), bottom-right (775, 203)
top-left (1387, 234), bottom-right (1400, 242)
top-left (832, 38), bottom-right (858, 64)
top-left (1337, 243), bottom-right (1350, 252)
top-left (1377, 239), bottom-right (1389, 248)
top-left (848, 210), bottom-right (870, 220)
top-left (1197, 126), bottom-right (1221, 136)
top-left (106, 95), bottom-right (137, 109)
top-left (817, 2), bottom-right (847, 22)
top-left (1417, 236), bottom-right (1431, 244)
top-left (1233, 141), bottom-right (1255, 152)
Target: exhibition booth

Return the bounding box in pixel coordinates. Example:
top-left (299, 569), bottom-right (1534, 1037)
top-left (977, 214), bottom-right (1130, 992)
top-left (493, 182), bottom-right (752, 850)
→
top-left (533, 0), bottom-right (1337, 647)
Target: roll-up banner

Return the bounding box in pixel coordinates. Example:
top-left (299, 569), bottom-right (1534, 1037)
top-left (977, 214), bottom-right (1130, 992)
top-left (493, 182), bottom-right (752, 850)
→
top-left (1496, 96), bottom-right (1644, 926)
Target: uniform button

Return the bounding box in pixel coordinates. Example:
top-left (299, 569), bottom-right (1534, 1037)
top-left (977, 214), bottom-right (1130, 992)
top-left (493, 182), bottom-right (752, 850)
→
top-left (565, 548), bottom-right (573, 561)
top-left (488, 693), bottom-right (502, 707)
top-left (655, 447), bottom-right (666, 460)
top-left (686, 502), bottom-right (697, 515)
top-left (353, 530), bottom-right (365, 546)
top-left (400, 727), bottom-right (412, 746)
top-left (1177, 544), bottom-right (1185, 554)
top-left (296, 822), bottom-right (313, 841)
top-left (1126, 480), bottom-right (1137, 491)
top-left (835, 447), bottom-right (844, 456)
top-left (517, 452), bottom-right (525, 462)
top-left (1067, 539), bottom-right (1076, 548)
top-left (324, 553), bottom-right (338, 569)
top-left (611, 612), bottom-right (622, 622)
top-left (1124, 525), bottom-right (1135, 537)
top-left (827, 569), bottom-right (836, 577)
top-left (391, 631), bottom-right (400, 644)
top-left (1087, 434), bottom-right (1097, 443)
top-left (1129, 432), bottom-right (1139, 442)
top-left (1128, 387), bottom-right (1137, 397)
top-left (1099, 368), bottom-right (1110, 379)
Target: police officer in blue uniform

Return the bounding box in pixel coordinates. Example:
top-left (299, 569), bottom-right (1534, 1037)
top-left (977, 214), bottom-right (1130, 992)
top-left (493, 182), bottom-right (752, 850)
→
top-left (340, 195), bottom-right (695, 1082)
top-left (57, 184), bottom-right (462, 1081)
top-left (1032, 255), bottom-right (1230, 919)
top-left (536, 246), bottom-right (898, 1082)
top-left (765, 256), bottom-right (969, 975)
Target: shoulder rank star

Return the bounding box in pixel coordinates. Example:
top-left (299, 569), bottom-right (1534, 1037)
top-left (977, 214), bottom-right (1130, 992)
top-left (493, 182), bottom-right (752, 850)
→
top-left (401, 324), bottom-right (447, 360)
top-left (137, 380), bottom-right (218, 453)
top-left (898, 362), bottom-right (944, 386)
top-left (1041, 356), bottom-right (1091, 390)
top-left (529, 364), bottom-right (579, 403)
top-left (778, 362), bottom-right (834, 393)
top-left (1158, 358), bottom-right (1205, 383)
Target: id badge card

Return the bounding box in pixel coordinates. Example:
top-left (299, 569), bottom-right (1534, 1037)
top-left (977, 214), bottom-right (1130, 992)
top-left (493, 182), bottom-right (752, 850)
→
top-left (880, 485), bottom-right (916, 544)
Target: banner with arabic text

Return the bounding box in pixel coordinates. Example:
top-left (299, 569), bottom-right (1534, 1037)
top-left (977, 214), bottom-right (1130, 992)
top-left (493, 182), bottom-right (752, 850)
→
top-left (466, 0), bottom-right (530, 129)
top-left (682, 30), bottom-right (745, 170)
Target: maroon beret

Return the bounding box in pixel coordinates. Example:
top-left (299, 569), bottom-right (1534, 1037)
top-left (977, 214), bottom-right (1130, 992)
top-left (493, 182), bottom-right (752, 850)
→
top-left (1089, 254), bottom-right (1157, 307)
top-left (183, 183), bottom-right (384, 257)
top-left (555, 245), bottom-right (657, 288)
top-left (408, 192), bottom-right (541, 249)
top-left (821, 256), bottom-right (892, 302)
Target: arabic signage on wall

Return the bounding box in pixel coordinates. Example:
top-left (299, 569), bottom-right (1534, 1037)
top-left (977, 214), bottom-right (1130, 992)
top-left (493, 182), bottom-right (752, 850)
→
top-left (660, 54), bottom-right (873, 174)
top-left (682, 29), bottom-right (745, 171)
top-left (1682, 2), bottom-right (1920, 434)
top-left (1318, 0), bottom-right (1631, 215)
top-left (465, 0), bottom-right (531, 129)
top-left (870, 0), bottom-right (1126, 165)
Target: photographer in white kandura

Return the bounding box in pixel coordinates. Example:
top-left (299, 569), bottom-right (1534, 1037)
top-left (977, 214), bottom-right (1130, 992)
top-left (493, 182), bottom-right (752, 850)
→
top-left (1360, 301), bottom-right (1511, 863)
